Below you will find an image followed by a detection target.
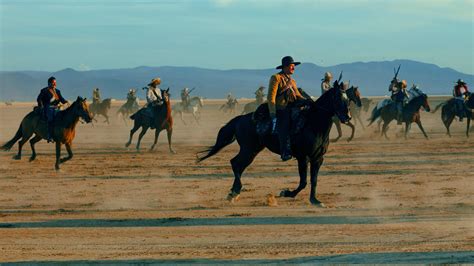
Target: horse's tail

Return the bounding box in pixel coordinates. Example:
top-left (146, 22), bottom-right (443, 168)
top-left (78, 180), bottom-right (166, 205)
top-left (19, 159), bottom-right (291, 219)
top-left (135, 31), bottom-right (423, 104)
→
top-left (1, 124), bottom-right (22, 151)
top-left (431, 101), bottom-right (446, 113)
top-left (367, 105), bottom-right (381, 126)
top-left (196, 116), bottom-right (240, 162)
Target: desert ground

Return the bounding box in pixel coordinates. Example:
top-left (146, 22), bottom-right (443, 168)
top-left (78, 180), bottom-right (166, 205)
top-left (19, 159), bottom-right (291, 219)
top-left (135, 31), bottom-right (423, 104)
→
top-left (0, 97), bottom-right (473, 263)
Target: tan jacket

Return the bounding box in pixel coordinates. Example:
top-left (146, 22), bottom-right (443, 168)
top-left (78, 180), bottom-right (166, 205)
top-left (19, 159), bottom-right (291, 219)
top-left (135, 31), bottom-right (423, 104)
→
top-left (267, 72), bottom-right (304, 116)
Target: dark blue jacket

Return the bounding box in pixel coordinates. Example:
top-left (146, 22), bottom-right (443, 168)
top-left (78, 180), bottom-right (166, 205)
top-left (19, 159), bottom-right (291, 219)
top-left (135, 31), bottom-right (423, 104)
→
top-left (36, 87), bottom-right (67, 108)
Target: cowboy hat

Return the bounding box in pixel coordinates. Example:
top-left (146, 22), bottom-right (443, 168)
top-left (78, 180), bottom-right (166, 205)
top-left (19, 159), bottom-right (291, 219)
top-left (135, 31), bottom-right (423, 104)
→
top-left (276, 56), bottom-right (301, 69)
top-left (148, 77), bottom-right (161, 86)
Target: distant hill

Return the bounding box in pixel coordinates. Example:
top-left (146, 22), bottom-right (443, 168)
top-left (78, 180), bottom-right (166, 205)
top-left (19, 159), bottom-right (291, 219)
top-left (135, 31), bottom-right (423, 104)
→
top-left (1, 59), bottom-right (472, 101)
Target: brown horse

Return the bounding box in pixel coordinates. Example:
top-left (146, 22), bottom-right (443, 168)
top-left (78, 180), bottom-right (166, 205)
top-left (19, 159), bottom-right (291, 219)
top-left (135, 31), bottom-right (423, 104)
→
top-left (432, 93), bottom-right (473, 137)
top-left (1, 97), bottom-right (93, 170)
top-left (89, 98), bottom-right (112, 124)
top-left (369, 93), bottom-right (431, 139)
top-left (125, 89), bottom-right (175, 153)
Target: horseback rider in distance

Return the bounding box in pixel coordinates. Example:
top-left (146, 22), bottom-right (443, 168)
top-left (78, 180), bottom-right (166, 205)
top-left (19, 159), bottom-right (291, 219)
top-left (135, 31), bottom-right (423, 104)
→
top-left (267, 56), bottom-right (305, 161)
top-left (181, 88), bottom-right (192, 111)
top-left (453, 79), bottom-right (469, 121)
top-left (388, 66), bottom-right (408, 125)
top-left (255, 86), bottom-right (266, 104)
top-left (92, 88), bottom-right (101, 104)
top-left (143, 77), bottom-right (163, 129)
top-left (36, 76), bottom-right (69, 142)
top-left (321, 72), bottom-right (333, 95)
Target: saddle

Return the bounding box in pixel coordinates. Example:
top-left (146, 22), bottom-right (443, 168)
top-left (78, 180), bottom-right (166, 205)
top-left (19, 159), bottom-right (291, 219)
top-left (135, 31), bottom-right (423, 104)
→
top-left (253, 100), bottom-right (311, 137)
top-left (33, 106), bottom-right (59, 123)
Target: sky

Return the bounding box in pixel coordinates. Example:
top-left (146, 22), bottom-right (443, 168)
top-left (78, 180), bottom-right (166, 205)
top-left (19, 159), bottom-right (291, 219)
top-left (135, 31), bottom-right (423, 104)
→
top-left (0, 0), bottom-right (473, 74)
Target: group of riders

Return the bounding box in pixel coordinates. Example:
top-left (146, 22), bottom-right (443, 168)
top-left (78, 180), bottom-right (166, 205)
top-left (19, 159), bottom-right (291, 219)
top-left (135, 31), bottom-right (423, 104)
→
top-left (35, 56), bottom-right (470, 157)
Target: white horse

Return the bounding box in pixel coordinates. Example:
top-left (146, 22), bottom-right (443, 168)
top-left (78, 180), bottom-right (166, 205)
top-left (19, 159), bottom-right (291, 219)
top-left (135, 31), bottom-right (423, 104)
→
top-left (172, 96), bottom-right (204, 125)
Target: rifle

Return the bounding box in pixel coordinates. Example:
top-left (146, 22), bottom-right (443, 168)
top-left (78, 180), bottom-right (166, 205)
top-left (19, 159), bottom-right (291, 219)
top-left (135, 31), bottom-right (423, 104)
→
top-left (188, 87), bottom-right (196, 94)
top-left (393, 64), bottom-right (401, 80)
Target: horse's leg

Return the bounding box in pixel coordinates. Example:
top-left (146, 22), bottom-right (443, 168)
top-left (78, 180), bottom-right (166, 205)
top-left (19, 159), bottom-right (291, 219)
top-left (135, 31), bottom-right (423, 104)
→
top-left (466, 118), bottom-right (471, 138)
top-left (29, 134), bottom-right (42, 162)
top-left (14, 134), bottom-right (32, 160)
top-left (376, 119), bottom-right (382, 133)
top-left (404, 122), bottom-right (412, 140)
top-left (444, 113), bottom-right (454, 137)
top-left (150, 128), bottom-right (160, 151)
top-left (60, 143), bottom-right (73, 164)
top-left (125, 121), bottom-right (140, 147)
top-left (415, 120), bottom-right (429, 139)
top-left (346, 121), bottom-right (355, 142)
top-left (55, 142), bottom-right (62, 170)
top-left (309, 157), bottom-right (325, 207)
top-left (136, 126), bottom-right (149, 152)
top-left (179, 112), bottom-right (186, 125)
top-left (193, 110), bottom-right (200, 125)
top-left (104, 114), bottom-right (110, 124)
top-left (280, 157), bottom-right (308, 198)
top-left (166, 126), bottom-right (176, 154)
top-left (330, 119), bottom-right (342, 142)
top-left (228, 147), bottom-right (262, 201)
top-left (357, 114), bottom-right (365, 130)
top-left (382, 120), bottom-right (390, 140)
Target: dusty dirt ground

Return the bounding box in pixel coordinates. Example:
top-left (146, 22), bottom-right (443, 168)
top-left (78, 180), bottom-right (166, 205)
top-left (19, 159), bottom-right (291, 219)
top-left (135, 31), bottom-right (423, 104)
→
top-left (0, 98), bottom-right (473, 263)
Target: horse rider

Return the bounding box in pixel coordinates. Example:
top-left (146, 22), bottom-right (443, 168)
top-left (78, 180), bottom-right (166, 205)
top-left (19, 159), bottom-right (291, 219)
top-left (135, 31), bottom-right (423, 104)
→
top-left (255, 86), bottom-right (266, 104)
top-left (143, 78), bottom-right (163, 128)
top-left (181, 88), bottom-right (191, 111)
top-left (92, 88), bottom-right (101, 104)
top-left (321, 72), bottom-right (333, 95)
top-left (36, 76), bottom-right (69, 142)
top-left (389, 78), bottom-right (408, 125)
top-left (453, 79), bottom-right (470, 121)
top-left (268, 56), bottom-right (305, 161)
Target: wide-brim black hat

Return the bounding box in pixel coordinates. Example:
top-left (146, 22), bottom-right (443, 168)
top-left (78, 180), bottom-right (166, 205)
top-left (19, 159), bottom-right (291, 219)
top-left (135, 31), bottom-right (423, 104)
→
top-left (276, 56), bottom-right (301, 69)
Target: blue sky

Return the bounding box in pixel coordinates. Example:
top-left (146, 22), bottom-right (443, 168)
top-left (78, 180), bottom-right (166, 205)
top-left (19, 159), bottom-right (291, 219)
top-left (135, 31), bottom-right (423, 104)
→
top-left (1, 0), bottom-right (473, 74)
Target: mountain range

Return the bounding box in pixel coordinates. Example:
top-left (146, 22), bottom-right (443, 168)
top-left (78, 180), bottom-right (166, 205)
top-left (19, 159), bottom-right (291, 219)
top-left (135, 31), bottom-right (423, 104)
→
top-left (1, 59), bottom-right (472, 101)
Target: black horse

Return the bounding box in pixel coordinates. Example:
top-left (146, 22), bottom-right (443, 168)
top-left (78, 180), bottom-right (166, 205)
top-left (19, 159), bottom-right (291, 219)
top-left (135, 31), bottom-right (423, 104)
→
top-left (432, 92), bottom-right (473, 137)
top-left (368, 92), bottom-right (431, 139)
top-left (197, 80), bottom-right (351, 206)
top-left (331, 85), bottom-right (362, 142)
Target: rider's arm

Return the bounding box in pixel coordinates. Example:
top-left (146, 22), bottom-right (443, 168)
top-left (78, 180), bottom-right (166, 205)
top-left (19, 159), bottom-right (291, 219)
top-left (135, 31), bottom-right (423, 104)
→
top-left (57, 89), bottom-right (68, 104)
top-left (267, 74), bottom-right (279, 118)
top-left (37, 90), bottom-right (43, 107)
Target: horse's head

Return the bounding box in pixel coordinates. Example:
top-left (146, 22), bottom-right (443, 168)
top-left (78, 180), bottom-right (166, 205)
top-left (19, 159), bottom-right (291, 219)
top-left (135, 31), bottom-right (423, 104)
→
top-left (466, 92), bottom-right (474, 109)
top-left (420, 93), bottom-right (430, 112)
top-left (315, 78), bottom-right (351, 123)
top-left (346, 86), bottom-right (362, 107)
top-left (161, 88), bottom-right (170, 103)
top-left (74, 96), bottom-right (93, 123)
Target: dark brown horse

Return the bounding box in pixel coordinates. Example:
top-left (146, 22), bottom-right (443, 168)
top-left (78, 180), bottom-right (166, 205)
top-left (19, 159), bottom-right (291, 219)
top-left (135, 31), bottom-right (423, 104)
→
top-left (197, 79), bottom-right (351, 206)
top-left (432, 92), bottom-right (473, 137)
top-left (368, 93), bottom-right (431, 139)
top-left (90, 98), bottom-right (112, 124)
top-left (331, 85), bottom-right (362, 142)
top-left (125, 89), bottom-right (175, 153)
top-left (1, 97), bottom-right (93, 170)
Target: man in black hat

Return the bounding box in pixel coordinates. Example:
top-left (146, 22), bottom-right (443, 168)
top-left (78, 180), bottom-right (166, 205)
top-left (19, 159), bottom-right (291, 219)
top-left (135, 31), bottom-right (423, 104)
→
top-left (453, 79), bottom-right (469, 121)
top-left (267, 56), bottom-right (305, 161)
top-left (36, 77), bottom-right (69, 142)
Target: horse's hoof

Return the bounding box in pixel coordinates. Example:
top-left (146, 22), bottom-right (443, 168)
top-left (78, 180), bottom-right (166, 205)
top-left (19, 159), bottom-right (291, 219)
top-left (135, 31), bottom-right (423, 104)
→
top-left (310, 198), bottom-right (326, 207)
top-left (13, 155), bottom-right (21, 160)
top-left (346, 138), bottom-right (353, 142)
top-left (125, 143), bottom-right (131, 148)
top-left (55, 165), bottom-right (60, 171)
top-left (227, 192), bottom-right (240, 203)
top-left (170, 149), bottom-right (177, 154)
top-left (280, 189), bottom-right (293, 198)
top-left (29, 157), bottom-right (36, 162)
